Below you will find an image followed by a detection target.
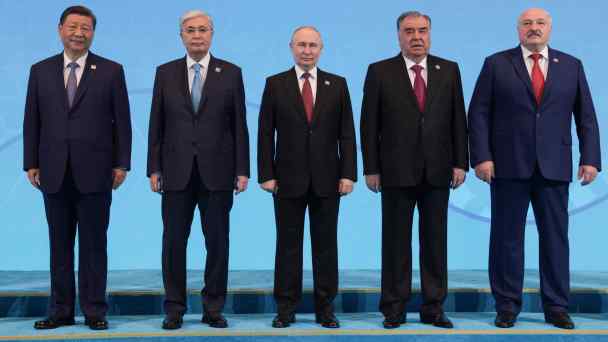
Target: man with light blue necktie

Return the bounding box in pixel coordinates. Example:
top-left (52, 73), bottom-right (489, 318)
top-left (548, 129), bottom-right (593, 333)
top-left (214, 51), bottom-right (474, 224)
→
top-left (146, 9), bottom-right (250, 330)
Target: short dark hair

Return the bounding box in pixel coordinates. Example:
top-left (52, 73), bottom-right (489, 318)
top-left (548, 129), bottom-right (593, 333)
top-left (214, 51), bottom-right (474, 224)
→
top-left (59, 5), bottom-right (97, 29)
top-left (396, 11), bottom-right (431, 30)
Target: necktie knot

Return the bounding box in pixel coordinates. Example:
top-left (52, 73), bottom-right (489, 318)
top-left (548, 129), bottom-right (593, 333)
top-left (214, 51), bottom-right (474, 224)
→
top-left (67, 62), bottom-right (79, 70)
top-left (302, 72), bottom-right (311, 80)
top-left (193, 63), bottom-right (201, 72)
top-left (530, 54), bottom-right (542, 63)
top-left (411, 64), bottom-right (423, 75)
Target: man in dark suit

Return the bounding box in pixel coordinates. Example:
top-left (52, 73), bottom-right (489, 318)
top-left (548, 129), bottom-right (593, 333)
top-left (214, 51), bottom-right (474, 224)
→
top-left (258, 26), bottom-right (357, 329)
top-left (360, 11), bottom-right (468, 329)
top-left (468, 8), bottom-right (601, 330)
top-left (147, 10), bottom-right (249, 330)
top-left (23, 5), bottom-right (132, 331)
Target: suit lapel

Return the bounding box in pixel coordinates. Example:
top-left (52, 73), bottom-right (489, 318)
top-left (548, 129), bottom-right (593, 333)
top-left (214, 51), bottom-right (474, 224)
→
top-left (509, 47), bottom-right (536, 104)
top-left (311, 68), bottom-right (327, 128)
top-left (393, 54), bottom-right (422, 114)
top-left (54, 54), bottom-right (69, 112)
top-left (541, 48), bottom-right (557, 108)
top-left (175, 57), bottom-right (194, 114)
top-left (287, 68), bottom-right (309, 124)
top-left (70, 52), bottom-right (95, 112)
top-left (425, 55), bottom-right (442, 112)
top-left (198, 55), bottom-right (221, 115)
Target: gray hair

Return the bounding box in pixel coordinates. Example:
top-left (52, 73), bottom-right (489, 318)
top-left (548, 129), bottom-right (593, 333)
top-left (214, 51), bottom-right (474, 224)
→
top-left (517, 8), bottom-right (552, 27)
top-left (179, 10), bottom-right (214, 30)
top-left (396, 11), bottom-right (431, 30)
top-left (290, 25), bottom-right (323, 45)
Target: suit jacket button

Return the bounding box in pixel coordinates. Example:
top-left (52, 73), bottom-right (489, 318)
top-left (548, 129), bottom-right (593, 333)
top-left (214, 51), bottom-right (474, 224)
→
top-left (536, 113), bottom-right (541, 119)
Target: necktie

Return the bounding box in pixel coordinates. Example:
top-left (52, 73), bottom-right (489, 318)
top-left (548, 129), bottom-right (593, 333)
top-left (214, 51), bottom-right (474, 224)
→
top-left (530, 54), bottom-right (545, 105)
top-left (66, 62), bottom-right (79, 108)
top-left (301, 72), bottom-right (314, 124)
top-left (191, 63), bottom-right (203, 111)
top-left (411, 64), bottom-right (426, 112)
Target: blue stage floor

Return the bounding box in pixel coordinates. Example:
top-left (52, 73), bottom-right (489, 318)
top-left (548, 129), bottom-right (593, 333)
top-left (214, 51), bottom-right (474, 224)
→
top-left (2, 313), bottom-right (608, 341)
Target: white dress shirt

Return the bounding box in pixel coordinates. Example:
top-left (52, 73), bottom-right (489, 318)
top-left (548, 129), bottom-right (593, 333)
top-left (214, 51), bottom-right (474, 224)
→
top-left (294, 64), bottom-right (317, 104)
top-left (403, 55), bottom-right (428, 88)
top-left (186, 53), bottom-right (210, 93)
top-left (521, 45), bottom-right (548, 80)
top-left (63, 52), bottom-right (88, 87)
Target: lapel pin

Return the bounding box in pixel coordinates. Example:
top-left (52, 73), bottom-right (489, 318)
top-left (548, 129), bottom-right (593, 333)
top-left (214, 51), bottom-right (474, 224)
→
top-left (215, 67), bottom-right (222, 73)
top-left (324, 80), bottom-right (330, 86)
top-left (553, 58), bottom-right (559, 63)
top-left (435, 64), bottom-right (440, 70)
top-left (91, 65), bottom-right (96, 70)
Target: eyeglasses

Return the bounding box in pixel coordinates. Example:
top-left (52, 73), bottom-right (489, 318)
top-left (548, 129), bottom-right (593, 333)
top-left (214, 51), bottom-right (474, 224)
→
top-left (182, 27), bottom-right (213, 35)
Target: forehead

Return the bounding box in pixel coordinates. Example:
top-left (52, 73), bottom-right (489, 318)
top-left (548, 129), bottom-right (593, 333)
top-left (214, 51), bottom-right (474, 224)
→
top-left (400, 16), bottom-right (429, 29)
top-left (292, 29), bottom-right (321, 43)
top-left (519, 9), bottom-right (550, 22)
top-left (63, 14), bottom-right (93, 26)
top-left (182, 15), bottom-right (210, 27)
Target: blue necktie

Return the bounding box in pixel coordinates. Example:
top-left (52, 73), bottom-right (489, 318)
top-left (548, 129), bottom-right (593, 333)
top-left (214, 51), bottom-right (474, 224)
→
top-left (66, 62), bottom-right (79, 108)
top-left (191, 63), bottom-right (203, 111)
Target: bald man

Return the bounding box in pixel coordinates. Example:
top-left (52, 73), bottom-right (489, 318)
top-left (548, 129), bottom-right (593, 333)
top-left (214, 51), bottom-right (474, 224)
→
top-left (468, 8), bottom-right (601, 329)
top-left (257, 26), bottom-right (357, 329)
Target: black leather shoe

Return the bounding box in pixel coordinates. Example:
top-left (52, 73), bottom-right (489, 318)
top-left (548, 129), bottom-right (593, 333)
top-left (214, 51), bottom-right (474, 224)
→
top-left (494, 312), bottom-right (517, 328)
top-left (420, 312), bottom-right (453, 329)
top-left (272, 313), bottom-right (296, 328)
top-left (315, 312), bottom-right (340, 328)
top-left (162, 315), bottom-right (183, 330)
top-left (545, 311), bottom-right (575, 330)
top-left (33, 317), bottom-right (75, 329)
top-left (201, 312), bottom-right (228, 328)
top-left (382, 314), bottom-right (406, 329)
top-left (85, 317), bottom-right (108, 330)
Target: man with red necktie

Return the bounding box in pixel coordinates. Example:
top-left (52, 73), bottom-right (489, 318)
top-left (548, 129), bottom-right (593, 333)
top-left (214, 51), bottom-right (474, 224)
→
top-left (360, 11), bottom-right (468, 329)
top-left (468, 7), bottom-right (601, 330)
top-left (258, 26), bottom-right (357, 329)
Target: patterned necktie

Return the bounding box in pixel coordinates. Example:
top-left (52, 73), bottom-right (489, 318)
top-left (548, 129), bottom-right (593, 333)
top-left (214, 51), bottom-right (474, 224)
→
top-left (191, 63), bottom-right (203, 111)
top-left (301, 72), bottom-right (314, 124)
top-left (530, 54), bottom-right (545, 105)
top-left (66, 62), bottom-right (79, 108)
top-left (410, 64), bottom-right (426, 112)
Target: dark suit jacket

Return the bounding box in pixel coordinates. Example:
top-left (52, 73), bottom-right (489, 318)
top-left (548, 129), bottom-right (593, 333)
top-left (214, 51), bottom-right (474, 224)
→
top-left (257, 67), bottom-right (357, 198)
top-left (360, 54), bottom-right (469, 188)
top-left (468, 46), bottom-right (601, 181)
top-left (147, 55), bottom-right (250, 191)
top-left (23, 52), bottom-right (132, 194)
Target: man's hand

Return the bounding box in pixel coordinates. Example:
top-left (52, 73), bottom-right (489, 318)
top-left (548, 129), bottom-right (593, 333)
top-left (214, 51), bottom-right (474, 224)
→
top-left (112, 168), bottom-right (127, 190)
top-left (474, 161), bottom-right (495, 184)
top-left (260, 179), bottom-right (278, 194)
top-left (451, 168), bottom-right (466, 189)
top-left (338, 178), bottom-right (354, 196)
top-left (578, 165), bottom-right (598, 186)
top-left (27, 168), bottom-right (40, 189)
top-left (365, 174), bottom-right (381, 193)
top-left (235, 176), bottom-right (249, 194)
top-left (150, 173), bottom-right (162, 193)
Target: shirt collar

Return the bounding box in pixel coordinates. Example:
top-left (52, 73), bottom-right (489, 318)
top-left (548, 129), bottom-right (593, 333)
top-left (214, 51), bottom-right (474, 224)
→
top-left (521, 45), bottom-right (549, 61)
top-left (294, 64), bottom-right (317, 80)
top-left (403, 54), bottom-right (428, 72)
top-left (63, 51), bottom-right (88, 69)
top-left (187, 53), bottom-right (211, 71)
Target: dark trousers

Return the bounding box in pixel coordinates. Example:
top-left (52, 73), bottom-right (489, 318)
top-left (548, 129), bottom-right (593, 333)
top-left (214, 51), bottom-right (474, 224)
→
top-left (42, 168), bottom-right (111, 320)
top-left (161, 161), bottom-right (233, 316)
top-left (489, 168), bottom-right (570, 315)
top-left (273, 189), bottom-right (340, 315)
top-left (379, 182), bottom-right (449, 318)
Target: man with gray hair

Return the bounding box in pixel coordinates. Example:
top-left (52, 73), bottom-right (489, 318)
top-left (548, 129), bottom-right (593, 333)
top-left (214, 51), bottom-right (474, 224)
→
top-left (258, 26), bottom-right (357, 328)
top-left (147, 9), bottom-right (250, 329)
top-left (361, 11), bottom-right (468, 329)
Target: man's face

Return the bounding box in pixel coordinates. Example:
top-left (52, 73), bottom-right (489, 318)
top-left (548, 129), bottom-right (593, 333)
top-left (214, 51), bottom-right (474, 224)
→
top-left (58, 14), bottom-right (94, 57)
top-left (290, 28), bottom-right (322, 71)
top-left (180, 16), bottom-right (213, 59)
top-left (398, 16), bottom-right (431, 61)
top-left (518, 8), bottom-right (552, 51)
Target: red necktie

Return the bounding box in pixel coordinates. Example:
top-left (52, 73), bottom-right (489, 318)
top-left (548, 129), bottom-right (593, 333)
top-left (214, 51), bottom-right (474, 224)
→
top-left (301, 72), bottom-right (314, 123)
top-left (411, 64), bottom-right (426, 112)
top-left (530, 54), bottom-right (545, 105)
